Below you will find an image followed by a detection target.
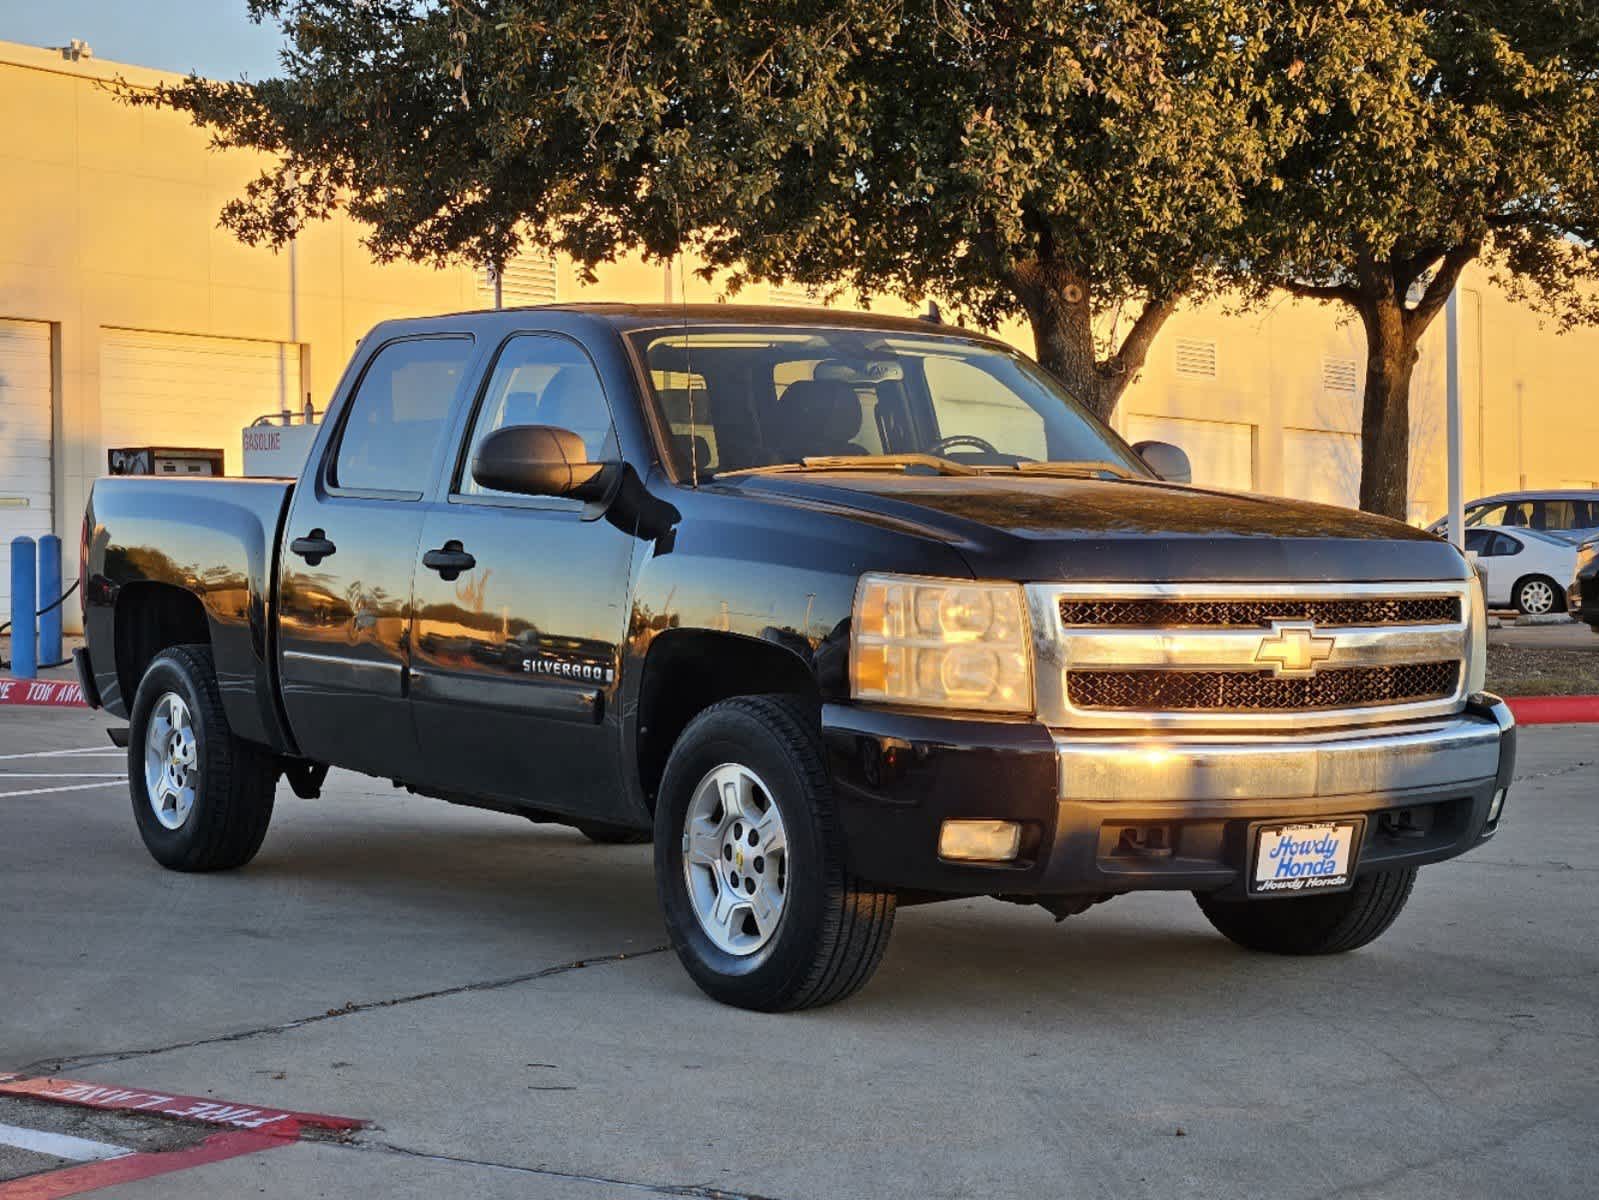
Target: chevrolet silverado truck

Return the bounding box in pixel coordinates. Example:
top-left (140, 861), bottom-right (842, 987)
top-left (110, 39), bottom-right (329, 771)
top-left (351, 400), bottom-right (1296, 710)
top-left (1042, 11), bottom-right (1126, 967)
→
top-left (77, 305), bottom-right (1517, 1010)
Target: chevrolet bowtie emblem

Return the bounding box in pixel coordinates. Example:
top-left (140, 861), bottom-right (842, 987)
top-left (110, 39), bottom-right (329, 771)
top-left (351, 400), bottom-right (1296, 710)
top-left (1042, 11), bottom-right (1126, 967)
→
top-left (1255, 623), bottom-right (1336, 676)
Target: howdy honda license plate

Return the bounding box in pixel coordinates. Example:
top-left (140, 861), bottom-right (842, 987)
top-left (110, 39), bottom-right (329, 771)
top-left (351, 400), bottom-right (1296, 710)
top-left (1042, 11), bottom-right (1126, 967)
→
top-left (1250, 820), bottom-right (1361, 897)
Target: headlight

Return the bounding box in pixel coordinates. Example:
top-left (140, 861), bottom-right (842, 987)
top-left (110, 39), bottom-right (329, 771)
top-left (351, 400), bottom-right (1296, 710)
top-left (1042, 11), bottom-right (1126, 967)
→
top-left (850, 574), bottom-right (1032, 713)
top-left (1465, 573), bottom-right (1488, 694)
top-left (1578, 540), bottom-right (1598, 573)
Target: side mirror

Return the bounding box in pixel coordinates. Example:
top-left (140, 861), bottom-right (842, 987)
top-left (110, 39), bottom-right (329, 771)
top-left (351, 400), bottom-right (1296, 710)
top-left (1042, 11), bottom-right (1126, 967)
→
top-left (471, 425), bottom-right (617, 501)
top-left (1133, 440), bottom-right (1192, 485)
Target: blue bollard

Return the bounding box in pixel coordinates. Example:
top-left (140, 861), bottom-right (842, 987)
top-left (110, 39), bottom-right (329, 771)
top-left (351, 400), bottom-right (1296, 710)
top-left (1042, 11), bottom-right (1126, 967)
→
top-left (38, 533), bottom-right (62, 668)
top-left (10, 536), bottom-right (36, 679)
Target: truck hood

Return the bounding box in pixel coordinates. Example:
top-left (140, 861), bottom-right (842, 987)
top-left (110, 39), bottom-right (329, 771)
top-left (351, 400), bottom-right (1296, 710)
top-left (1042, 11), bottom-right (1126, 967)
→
top-left (727, 473), bottom-right (1468, 583)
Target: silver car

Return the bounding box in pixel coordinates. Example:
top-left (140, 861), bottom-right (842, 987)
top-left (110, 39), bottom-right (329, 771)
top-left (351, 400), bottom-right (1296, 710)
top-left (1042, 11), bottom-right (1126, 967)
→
top-left (1429, 489), bottom-right (1599, 543)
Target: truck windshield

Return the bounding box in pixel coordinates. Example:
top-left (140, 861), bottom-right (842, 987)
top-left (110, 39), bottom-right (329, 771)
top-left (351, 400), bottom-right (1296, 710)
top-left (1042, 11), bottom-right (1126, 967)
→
top-left (626, 326), bottom-right (1147, 479)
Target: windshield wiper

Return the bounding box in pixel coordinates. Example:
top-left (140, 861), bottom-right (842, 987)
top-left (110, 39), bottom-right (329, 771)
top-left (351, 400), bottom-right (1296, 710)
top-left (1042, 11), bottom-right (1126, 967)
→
top-left (981, 460), bottom-right (1138, 481)
top-left (718, 454), bottom-right (981, 478)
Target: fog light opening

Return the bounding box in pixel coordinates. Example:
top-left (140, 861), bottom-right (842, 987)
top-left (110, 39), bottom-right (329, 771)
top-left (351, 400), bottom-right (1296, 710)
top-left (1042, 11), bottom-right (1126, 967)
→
top-left (1488, 788), bottom-right (1507, 824)
top-left (938, 819), bottom-right (1022, 863)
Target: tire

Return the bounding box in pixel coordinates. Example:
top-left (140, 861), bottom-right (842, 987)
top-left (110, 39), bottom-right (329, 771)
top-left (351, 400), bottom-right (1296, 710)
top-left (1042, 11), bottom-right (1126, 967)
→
top-left (1195, 867), bottom-right (1418, 956)
top-left (1513, 575), bottom-right (1564, 616)
top-left (575, 822), bottom-right (652, 846)
top-left (128, 644), bottom-right (277, 872)
top-left (654, 695), bottom-right (896, 1011)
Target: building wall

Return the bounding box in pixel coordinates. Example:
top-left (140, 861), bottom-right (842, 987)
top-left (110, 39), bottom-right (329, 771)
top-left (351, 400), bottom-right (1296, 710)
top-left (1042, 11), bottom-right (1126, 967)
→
top-left (3, 39), bottom-right (1597, 633)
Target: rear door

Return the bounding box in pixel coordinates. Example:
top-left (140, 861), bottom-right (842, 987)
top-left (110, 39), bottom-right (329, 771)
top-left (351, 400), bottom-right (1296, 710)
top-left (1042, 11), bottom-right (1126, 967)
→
top-left (406, 332), bottom-right (637, 820)
top-left (277, 334), bottom-right (478, 779)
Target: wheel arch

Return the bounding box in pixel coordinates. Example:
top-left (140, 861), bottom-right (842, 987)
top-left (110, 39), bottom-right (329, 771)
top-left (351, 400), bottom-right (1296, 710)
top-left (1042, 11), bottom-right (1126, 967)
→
top-left (633, 628), bottom-right (821, 812)
top-left (114, 582), bottom-right (210, 715)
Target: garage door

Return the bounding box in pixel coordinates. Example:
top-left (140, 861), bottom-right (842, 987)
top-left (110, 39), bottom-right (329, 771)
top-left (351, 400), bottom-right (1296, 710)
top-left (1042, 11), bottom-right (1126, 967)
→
top-left (1124, 414), bottom-right (1255, 491)
top-left (1283, 428), bottom-right (1361, 509)
top-left (100, 330), bottom-right (303, 478)
top-left (0, 320), bottom-right (52, 620)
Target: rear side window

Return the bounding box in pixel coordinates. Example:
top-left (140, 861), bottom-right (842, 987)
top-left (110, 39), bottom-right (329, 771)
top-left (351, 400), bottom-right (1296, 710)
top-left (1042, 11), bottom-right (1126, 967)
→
top-left (334, 337), bottom-right (474, 493)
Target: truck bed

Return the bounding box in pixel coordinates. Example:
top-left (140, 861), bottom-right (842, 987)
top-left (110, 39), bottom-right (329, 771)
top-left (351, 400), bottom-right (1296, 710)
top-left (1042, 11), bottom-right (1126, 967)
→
top-left (83, 475), bottom-right (295, 749)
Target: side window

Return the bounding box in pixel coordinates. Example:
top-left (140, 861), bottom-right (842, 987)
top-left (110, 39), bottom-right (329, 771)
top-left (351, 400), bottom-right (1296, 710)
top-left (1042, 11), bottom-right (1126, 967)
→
top-left (1541, 500), bottom-right (1579, 530)
top-left (1464, 529), bottom-right (1492, 555)
top-left (459, 336), bottom-right (617, 498)
top-left (334, 337), bottom-right (474, 493)
top-left (1492, 533), bottom-right (1523, 557)
top-left (1467, 504), bottom-right (1502, 527)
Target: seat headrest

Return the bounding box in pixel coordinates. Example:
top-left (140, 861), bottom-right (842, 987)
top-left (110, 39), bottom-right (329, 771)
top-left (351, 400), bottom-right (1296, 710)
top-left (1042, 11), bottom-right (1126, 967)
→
top-left (499, 390), bottom-right (542, 427)
top-left (673, 434), bottom-right (712, 472)
top-left (776, 379), bottom-right (863, 453)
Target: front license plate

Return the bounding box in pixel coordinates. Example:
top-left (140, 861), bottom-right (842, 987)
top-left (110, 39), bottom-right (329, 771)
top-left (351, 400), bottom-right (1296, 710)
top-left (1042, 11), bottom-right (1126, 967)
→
top-left (1250, 820), bottom-right (1361, 897)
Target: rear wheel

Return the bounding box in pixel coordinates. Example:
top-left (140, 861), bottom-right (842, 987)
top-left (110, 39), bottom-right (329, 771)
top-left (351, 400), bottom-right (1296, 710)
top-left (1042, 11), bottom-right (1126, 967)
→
top-left (1195, 867), bottom-right (1418, 955)
top-left (1513, 575), bottom-right (1563, 616)
top-left (128, 645), bottom-right (277, 872)
top-left (654, 695), bottom-right (896, 1010)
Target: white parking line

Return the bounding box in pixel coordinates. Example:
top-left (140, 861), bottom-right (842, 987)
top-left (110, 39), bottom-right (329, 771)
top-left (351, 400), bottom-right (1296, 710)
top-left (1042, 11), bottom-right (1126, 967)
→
top-left (0, 773), bottom-right (128, 779)
top-left (0, 782), bottom-right (126, 799)
top-left (0, 748), bottom-right (123, 761)
top-left (0, 1120), bottom-right (131, 1162)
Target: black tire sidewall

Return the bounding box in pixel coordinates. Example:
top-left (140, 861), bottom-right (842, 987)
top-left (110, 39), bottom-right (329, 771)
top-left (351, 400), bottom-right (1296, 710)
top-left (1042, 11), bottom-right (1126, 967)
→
top-left (128, 651), bottom-right (216, 868)
top-left (654, 706), bottom-right (833, 1008)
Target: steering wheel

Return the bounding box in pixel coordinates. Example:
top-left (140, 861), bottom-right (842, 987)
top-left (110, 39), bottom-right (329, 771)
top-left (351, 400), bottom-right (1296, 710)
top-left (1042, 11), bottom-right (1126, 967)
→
top-left (926, 433), bottom-right (1000, 457)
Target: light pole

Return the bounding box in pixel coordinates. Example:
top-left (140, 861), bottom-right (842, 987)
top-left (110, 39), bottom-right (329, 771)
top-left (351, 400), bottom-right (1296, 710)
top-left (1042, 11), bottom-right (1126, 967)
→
top-left (1445, 288), bottom-right (1465, 549)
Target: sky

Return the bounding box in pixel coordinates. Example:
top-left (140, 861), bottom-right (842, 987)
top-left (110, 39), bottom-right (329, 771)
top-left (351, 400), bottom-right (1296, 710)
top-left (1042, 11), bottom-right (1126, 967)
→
top-left (0, 0), bottom-right (287, 78)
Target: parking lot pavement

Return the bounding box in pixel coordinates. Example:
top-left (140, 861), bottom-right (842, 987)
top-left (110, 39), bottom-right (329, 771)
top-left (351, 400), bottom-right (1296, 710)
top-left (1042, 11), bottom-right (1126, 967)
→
top-left (1, 705), bottom-right (1594, 1199)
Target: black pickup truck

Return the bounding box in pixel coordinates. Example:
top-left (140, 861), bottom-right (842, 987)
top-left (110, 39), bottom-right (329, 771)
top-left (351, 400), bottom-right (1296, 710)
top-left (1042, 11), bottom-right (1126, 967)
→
top-left (78, 305), bottom-right (1516, 1010)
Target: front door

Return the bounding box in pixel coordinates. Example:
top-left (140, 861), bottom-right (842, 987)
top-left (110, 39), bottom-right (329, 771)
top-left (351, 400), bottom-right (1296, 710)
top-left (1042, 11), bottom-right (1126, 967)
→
top-left (277, 334), bottom-right (478, 780)
top-left (407, 333), bottom-right (637, 821)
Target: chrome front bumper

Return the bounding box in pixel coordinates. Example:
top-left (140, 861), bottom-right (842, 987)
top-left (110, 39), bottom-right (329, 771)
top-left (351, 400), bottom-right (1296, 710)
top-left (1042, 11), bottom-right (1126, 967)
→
top-left (1055, 698), bottom-right (1515, 803)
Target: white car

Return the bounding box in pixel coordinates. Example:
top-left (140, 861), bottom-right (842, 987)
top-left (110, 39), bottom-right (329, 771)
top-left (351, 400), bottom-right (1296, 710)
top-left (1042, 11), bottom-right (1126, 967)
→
top-left (1464, 526), bottom-right (1578, 615)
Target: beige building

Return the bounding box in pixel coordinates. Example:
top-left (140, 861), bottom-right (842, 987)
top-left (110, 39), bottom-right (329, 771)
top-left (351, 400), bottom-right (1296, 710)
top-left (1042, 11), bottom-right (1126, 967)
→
top-left (3, 39), bottom-right (1597, 628)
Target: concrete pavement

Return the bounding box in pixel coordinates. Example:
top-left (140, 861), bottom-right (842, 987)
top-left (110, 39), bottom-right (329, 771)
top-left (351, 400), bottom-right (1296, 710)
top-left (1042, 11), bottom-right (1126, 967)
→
top-left (1, 704), bottom-right (1594, 1198)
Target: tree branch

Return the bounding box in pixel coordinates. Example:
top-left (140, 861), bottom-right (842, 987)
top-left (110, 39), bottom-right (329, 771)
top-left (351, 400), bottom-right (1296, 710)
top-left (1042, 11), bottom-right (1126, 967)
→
top-left (1406, 241), bottom-right (1482, 335)
top-left (1277, 278), bottom-right (1360, 305)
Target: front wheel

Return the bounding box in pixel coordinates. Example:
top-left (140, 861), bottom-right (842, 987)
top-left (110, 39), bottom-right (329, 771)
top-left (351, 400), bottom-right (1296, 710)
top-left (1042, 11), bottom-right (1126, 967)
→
top-left (654, 695), bottom-right (896, 1011)
top-left (128, 645), bottom-right (277, 872)
top-left (1195, 867), bottom-right (1418, 955)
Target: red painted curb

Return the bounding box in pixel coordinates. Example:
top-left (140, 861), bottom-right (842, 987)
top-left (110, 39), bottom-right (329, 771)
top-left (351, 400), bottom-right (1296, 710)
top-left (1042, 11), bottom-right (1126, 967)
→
top-left (0, 1130), bottom-right (287, 1200)
top-left (0, 1074), bottom-right (363, 1199)
top-left (0, 1075), bottom-right (363, 1135)
top-left (1504, 695), bottom-right (1599, 725)
top-left (0, 678), bottom-right (88, 708)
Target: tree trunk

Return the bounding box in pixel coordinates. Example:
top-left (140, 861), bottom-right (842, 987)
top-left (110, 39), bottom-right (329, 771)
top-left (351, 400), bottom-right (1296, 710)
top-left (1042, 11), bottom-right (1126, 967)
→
top-left (1017, 269), bottom-right (1111, 419)
top-left (1356, 296), bottom-right (1419, 521)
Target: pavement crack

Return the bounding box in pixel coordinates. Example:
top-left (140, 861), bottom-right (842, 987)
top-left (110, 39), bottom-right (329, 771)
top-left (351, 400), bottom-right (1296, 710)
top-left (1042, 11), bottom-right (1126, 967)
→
top-left (14, 945), bottom-right (669, 1078)
top-left (1515, 759), bottom-right (1595, 783)
top-left (329, 1134), bottom-right (787, 1200)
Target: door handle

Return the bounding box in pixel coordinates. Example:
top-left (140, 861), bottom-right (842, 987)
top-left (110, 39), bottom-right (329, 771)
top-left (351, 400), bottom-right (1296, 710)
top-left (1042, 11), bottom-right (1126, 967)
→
top-left (422, 540), bottom-right (476, 581)
top-left (290, 529), bottom-right (336, 566)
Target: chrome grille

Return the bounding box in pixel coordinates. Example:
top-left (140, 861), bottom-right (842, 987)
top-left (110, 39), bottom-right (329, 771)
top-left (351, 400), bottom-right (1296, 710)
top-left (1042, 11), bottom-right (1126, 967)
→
top-left (1058, 596), bottom-right (1460, 628)
top-left (1026, 581), bottom-right (1475, 732)
top-left (1069, 662), bottom-right (1459, 712)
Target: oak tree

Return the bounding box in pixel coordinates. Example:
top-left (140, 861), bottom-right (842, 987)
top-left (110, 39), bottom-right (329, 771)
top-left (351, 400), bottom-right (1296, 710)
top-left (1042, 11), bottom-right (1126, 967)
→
top-left (134, 0), bottom-right (1290, 421)
top-left (1254, 3), bottom-right (1599, 517)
